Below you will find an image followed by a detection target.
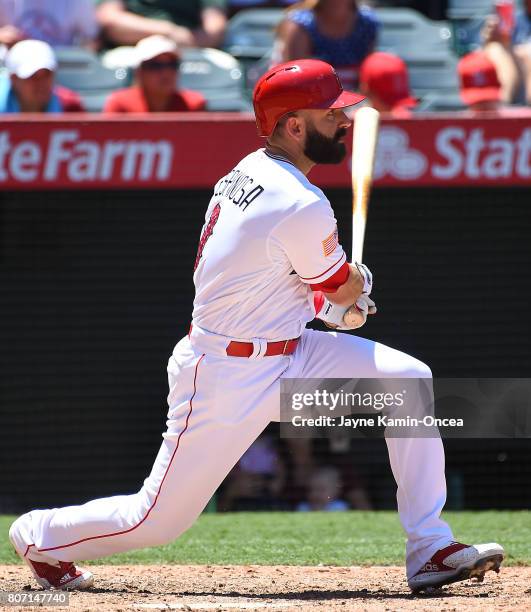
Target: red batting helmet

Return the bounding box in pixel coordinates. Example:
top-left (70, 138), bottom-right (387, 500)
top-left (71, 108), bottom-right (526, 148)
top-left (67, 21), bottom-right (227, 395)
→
top-left (253, 59), bottom-right (366, 137)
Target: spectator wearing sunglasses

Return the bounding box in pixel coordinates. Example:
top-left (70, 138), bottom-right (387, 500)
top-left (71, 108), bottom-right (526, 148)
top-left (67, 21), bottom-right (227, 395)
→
top-left (103, 35), bottom-right (206, 112)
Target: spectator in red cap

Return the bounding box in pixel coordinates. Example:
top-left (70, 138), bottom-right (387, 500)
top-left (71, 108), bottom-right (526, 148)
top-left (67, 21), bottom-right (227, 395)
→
top-left (458, 51), bottom-right (503, 112)
top-left (103, 35), bottom-right (206, 113)
top-left (359, 52), bottom-right (417, 116)
top-left (457, 50), bottom-right (531, 115)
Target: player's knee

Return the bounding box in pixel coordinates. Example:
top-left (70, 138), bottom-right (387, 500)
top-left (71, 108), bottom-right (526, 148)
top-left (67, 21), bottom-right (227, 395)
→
top-left (398, 354), bottom-right (432, 379)
top-left (142, 510), bottom-right (200, 547)
top-left (412, 358), bottom-right (432, 379)
top-left (137, 520), bottom-right (187, 548)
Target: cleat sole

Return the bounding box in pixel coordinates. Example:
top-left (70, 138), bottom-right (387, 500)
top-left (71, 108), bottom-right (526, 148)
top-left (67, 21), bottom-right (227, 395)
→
top-left (410, 554), bottom-right (504, 594)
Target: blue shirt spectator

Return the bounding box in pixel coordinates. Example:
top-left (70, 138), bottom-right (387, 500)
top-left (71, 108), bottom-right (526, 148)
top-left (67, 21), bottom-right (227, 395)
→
top-left (513, 6), bottom-right (531, 45)
top-left (275, 0), bottom-right (378, 90)
top-left (0, 39), bottom-right (84, 113)
top-left (289, 6), bottom-right (377, 65)
top-left (0, 75), bottom-right (61, 112)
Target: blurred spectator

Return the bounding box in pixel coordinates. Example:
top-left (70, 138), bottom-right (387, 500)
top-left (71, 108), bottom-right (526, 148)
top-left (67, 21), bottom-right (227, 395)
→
top-left (513, 0), bottom-right (531, 104)
top-left (103, 35), bottom-right (206, 112)
top-left (296, 466), bottom-right (349, 511)
top-left (514, 0), bottom-right (531, 45)
top-left (458, 51), bottom-right (503, 112)
top-left (480, 11), bottom-right (527, 105)
top-left (217, 435), bottom-right (287, 511)
top-left (0, 0), bottom-right (98, 48)
top-left (0, 40), bottom-right (84, 113)
top-left (359, 51), bottom-right (417, 116)
top-left (229, 1), bottom-right (296, 16)
top-left (457, 50), bottom-right (531, 115)
top-left (96, 0), bottom-right (227, 49)
top-left (274, 0), bottom-right (379, 89)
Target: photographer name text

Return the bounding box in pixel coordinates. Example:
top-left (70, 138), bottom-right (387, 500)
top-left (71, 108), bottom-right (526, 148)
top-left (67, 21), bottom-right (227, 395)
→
top-left (291, 415), bottom-right (464, 428)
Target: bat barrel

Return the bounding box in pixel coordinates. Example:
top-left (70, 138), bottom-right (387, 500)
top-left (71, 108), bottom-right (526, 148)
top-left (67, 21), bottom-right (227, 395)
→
top-left (351, 107), bottom-right (380, 262)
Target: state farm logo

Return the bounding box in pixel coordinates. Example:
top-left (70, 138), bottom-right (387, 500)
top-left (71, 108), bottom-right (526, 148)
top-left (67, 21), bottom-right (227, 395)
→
top-left (432, 126), bottom-right (530, 179)
top-left (374, 127), bottom-right (428, 180)
top-left (0, 130), bottom-right (173, 183)
top-left (373, 125), bottom-right (530, 181)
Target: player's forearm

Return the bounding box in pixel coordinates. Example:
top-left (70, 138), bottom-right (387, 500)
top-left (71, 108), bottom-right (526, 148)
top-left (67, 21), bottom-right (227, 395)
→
top-left (192, 8), bottom-right (226, 48)
top-left (322, 263), bottom-right (364, 307)
top-left (97, 5), bottom-right (193, 46)
top-left (484, 41), bottom-right (524, 103)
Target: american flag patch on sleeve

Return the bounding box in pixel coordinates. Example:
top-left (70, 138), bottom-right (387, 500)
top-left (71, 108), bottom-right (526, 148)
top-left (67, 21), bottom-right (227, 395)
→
top-left (322, 226), bottom-right (339, 256)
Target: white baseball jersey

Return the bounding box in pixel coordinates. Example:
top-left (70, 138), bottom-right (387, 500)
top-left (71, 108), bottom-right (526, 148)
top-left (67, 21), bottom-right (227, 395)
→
top-left (192, 149), bottom-right (348, 340)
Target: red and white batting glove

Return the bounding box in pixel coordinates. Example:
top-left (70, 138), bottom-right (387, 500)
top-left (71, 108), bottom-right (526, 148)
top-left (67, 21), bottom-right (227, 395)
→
top-left (355, 262), bottom-right (373, 295)
top-left (343, 294), bottom-right (377, 329)
top-left (315, 294), bottom-right (377, 330)
top-left (314, 262), bottom-right (375, 330)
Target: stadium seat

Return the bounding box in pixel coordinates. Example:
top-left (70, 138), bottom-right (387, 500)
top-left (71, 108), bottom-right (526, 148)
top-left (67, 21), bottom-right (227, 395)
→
top-left (55, 47), bottom-right (103, 72)
top-left (416, 92), bottom-right (466, 112)
top-left (54, 47), bottom-right (130, 112)
top-left (404, 51), bottom-right (460, 98)
top-left (179, 48), bottom-right (252, 112)
top-left (223, 8), bottom-right (284, 61)
top-left (447, 0), bottom-right (494, 20)
top-left (450, 18), bottom-right (484, 56)
top-left (375, 7), bottom-right (453, 54)
top-left (244, 51), bottom-right (272, 99)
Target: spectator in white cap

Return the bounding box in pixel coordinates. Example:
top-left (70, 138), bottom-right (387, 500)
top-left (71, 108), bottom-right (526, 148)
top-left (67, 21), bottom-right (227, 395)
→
top-left (0, 39), bottom-right (84, 113)
top-left (103, 35), bottom-right (205, 112)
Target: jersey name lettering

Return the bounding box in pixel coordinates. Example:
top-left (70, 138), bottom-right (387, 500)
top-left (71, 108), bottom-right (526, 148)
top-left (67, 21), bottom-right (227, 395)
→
top-left (214, 169), bottom-right (264, 211)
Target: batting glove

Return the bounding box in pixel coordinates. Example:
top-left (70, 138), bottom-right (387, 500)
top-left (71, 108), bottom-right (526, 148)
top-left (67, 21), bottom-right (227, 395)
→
top-left (343, 294), bottom-right (377, 329)
top-left (317, 294), bottom-right (377, 330)
top-left (355, 262), bottom-right (373, 295)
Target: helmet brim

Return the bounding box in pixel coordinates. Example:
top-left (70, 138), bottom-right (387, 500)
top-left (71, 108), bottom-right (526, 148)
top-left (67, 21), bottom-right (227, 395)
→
top-left (329, 90), bottom-right (366, 110)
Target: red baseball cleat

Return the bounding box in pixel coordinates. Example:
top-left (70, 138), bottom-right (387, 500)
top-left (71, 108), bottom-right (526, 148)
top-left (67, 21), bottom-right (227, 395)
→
top-left (21, 559), bottom-right (94, 590)
top-left (408, 541), bottom-right (504, 593)
top-left (9, 516), bottom-right (94, 590)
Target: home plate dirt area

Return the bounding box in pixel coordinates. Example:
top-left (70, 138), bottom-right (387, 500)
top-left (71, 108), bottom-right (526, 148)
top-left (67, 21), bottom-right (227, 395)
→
top-left (1, 565), bottom-right (530, 611)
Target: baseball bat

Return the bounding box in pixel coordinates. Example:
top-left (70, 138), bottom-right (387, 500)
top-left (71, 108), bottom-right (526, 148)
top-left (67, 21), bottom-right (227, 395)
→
top-left (351, 106), bottom-right (380, 263)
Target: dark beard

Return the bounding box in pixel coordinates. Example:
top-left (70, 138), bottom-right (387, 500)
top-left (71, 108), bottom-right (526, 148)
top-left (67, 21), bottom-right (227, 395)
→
top-left (303, 124), bottom-right (348, 164)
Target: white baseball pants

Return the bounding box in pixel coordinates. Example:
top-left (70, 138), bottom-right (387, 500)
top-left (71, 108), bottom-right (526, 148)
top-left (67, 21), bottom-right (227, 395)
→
top-left (14, 326), bottom-right (453, 578)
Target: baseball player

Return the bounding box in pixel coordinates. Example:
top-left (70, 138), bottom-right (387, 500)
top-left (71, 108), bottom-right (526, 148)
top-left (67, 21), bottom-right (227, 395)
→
top-left (9, 59), bottom-right (504, 593)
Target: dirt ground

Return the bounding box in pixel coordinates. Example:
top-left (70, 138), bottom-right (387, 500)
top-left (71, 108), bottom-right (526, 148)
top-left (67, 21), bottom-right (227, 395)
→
top-left (1, 564), bottom-right (529, 612)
